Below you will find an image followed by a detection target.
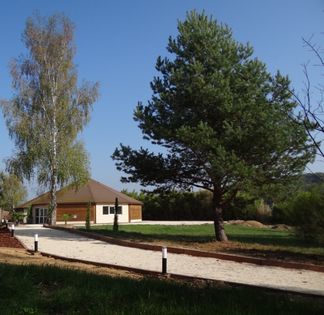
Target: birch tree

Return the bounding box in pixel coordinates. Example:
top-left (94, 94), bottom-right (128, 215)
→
top-left (1, 13), bottom-right (98, 224)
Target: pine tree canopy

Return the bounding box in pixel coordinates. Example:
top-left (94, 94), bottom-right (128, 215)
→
top-left (113, 11), bottom-right (314, 202)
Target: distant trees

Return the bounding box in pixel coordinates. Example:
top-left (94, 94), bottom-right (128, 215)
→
top-left (0, 172), bottom-right (27, 214)
top-left (1, 13), bottom-right (99, 224)
top-left (122, 189), bottom-right (213, 221)
top-left (113, 11), bottom-right (315, 241)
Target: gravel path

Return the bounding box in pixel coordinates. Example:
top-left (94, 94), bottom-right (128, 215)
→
top-left (15, 225), bottom-right (324, 296)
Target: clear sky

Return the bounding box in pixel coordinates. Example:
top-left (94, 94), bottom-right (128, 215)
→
top-left (0, 0), bottom-right (323, 197)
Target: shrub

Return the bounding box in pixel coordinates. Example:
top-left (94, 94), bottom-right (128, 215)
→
top-left (272, 202), bottom-right (294, 224)
top-left (62, 213), bottom-right (72, 225)
top-left (291, 185), bottom-right (324, 244)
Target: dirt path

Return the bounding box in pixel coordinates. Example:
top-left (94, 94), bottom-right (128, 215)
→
top-left (14, 225), bottom-right (324, 296)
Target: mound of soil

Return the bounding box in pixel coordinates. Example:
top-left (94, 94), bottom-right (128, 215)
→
top-left (0, 227), bottom-right (24, 248)
top-left (243, 220), bottom-right (265, 228)
top-left (228, 220), bottom-right (265, 228)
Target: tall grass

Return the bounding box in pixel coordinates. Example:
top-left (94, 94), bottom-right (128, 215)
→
top-left (0, 263), bottom-right (323, 315)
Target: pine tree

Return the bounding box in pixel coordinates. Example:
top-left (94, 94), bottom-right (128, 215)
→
top-left (113, 11), bottom-right (315, 241)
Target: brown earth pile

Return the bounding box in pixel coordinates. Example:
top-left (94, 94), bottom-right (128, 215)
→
top-left (0, 227), bottom-right (24, 248)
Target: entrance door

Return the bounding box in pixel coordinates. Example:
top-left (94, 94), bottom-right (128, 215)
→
top-left (35, 208), bottom-right (48, 224)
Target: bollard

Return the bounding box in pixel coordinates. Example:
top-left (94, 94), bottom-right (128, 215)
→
top-left (34, 234), bottom-right (38, 252)
top-left (11, 224), bottom-right (15, 237)
top-left (162, 247), bottom-right (167, 274)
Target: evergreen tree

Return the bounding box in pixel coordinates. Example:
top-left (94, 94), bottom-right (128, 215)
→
top-left (113, 11), bottom-right (314, 241)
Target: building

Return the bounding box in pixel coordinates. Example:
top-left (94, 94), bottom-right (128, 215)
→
top-left (17, 179), bottom-right (142, 224)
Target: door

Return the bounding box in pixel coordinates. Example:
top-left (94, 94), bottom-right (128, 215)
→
top-left (35, 208), bottom-right (48, 224)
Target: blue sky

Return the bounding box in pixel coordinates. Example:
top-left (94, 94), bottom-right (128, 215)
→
top-left (0, 0), bottom-right (323, 197)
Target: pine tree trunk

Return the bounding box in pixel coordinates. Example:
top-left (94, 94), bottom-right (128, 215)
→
top-left (213, 193), bottom-right (228, 242)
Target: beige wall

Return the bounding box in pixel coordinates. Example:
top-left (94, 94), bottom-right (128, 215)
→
top-left (95, 204), bottom-right (129, 223)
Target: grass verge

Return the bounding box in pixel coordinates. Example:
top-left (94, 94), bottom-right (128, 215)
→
top-left (78, 224), bottom-right (324, 264)
top-left (0, 263), bottom-right (323, 315)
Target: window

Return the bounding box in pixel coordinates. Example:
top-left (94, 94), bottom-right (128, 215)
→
top-left (109, 206), bottom-right (122, 215)
top-left (103, 206), bottom-right (109, 215)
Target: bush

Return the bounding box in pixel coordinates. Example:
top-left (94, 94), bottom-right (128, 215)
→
top-left (224, 194), bottom-right (272, 223)
top-left (124, 190), bottom-right (271, 222)
top-left (272, 202), bottom-right (294, 224)
top-left (62, 213), bottom-right (72, 225)
top-left (291, 186), bottom-right (324, 244)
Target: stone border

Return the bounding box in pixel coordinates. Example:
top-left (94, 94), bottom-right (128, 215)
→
top-left (45, 224), bottom-right (324, 273)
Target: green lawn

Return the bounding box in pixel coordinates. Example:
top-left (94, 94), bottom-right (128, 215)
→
top-left (1, 263), bottom-right (323, 315)
top-left (83, 223), bottom-right (294, 243)
top-left (79, 224), bottom-right (324, 260)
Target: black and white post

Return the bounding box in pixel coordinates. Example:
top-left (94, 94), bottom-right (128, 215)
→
top-left (162, 247), bottom-right (167, 274)
top-left (34, 234), bottom-right (39, 252)
top-left (10, 224), bottom-right (15, 237)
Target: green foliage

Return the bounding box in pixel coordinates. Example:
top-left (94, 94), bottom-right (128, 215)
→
top-left (113, 11), bottom-right (315, 240)
top-left (301, 173), bottom-right (324, 190)
top-left (0, 13), bottom-right (98, 224)
top-left (123, 189), bottom-right (273, 222)
top-left (0, 172), bottom-right (27, 212)
top-left (11, 211), bottom-right (26, 224)
top-left (290, 185), bottom-right (324, 244)
top-left (272, 202), bottom-right (294, 225)
top-left (62, 213), bottom-right (72, 225)
top-left (27, 205), bottom-right (33, 224)
top-left (123, 189), bottom-right (213, 220)
top-left (85, 201), bottom-right (91, 230)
